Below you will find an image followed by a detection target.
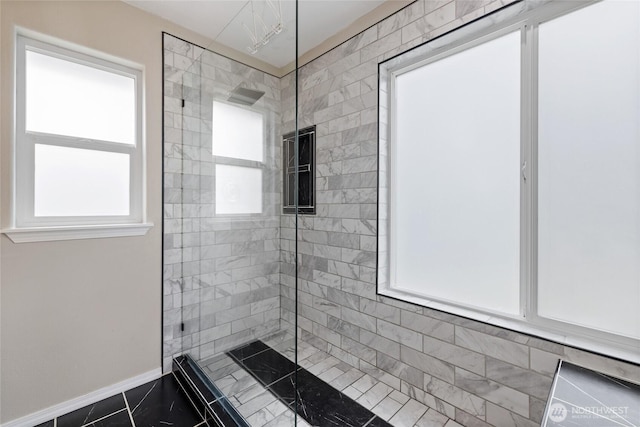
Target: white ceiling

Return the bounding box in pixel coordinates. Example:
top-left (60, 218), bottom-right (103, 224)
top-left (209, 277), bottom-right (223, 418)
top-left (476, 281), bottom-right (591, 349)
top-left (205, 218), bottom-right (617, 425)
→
top-left (125, 0), bottom-right (390, 68)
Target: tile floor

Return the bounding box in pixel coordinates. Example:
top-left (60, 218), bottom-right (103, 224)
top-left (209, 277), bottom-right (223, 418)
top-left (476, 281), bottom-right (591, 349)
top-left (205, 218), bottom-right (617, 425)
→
top-left (227, 340), bottom-right (392, 426)
top-left (34, 333), bottom-right (463, 427)
top-left (34, 374), bottom-right (205, 427)
top-left (200, 333), bottom-right (462, 427)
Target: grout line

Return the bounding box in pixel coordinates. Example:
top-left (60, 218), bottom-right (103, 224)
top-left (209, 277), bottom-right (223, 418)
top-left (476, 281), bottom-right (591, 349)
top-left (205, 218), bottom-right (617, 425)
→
top-left (122, 392), bottom-right (137, 427)
top-left (78, 408), bottom-right (127, 427)
top-left (227, 347), bottom-right (268, 365)
top-left (173, 363), bottom-right (220, 408)
top-left (172, 371), bottom-right (211, 425)
top-left (130, 381), bottom-right (157, 415)
top-left (362, 414), bottom-right (378, 427)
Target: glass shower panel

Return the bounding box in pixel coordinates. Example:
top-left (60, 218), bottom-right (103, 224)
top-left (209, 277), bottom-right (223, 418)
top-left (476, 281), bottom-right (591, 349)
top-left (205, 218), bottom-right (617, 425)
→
top-left (169, 1), bottom-right (298, 425)
top-left (180, 47), bottom-right (286, 362)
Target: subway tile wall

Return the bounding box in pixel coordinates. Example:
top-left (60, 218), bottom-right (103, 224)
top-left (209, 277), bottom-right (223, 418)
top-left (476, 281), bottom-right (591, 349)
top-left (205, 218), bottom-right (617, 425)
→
top-left (163, 34), bottom-right (284, 372)
top-left (164, 2), bottom-right (640, 426)
top-left (279, 1), bottom-right (640, 427)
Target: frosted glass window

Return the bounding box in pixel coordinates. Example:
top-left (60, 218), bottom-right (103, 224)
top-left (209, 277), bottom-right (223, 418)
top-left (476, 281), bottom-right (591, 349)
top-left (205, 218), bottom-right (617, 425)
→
top-left (14, 36), bottom-right (143, 233)
top-left (215, 165), bottom-right (262, 214)
top-left (380, 0), bottom-right (640, 361)
top-left (212, 101), bottom-right (263, 162)
top-left (35, 144), bottom-right (130, 217)
top-left (393, 31), bottom-right (521, 315)
top-left (26, 50), bottom-right (136, 144)
top-left (538, 0), bottom-right (640, 339)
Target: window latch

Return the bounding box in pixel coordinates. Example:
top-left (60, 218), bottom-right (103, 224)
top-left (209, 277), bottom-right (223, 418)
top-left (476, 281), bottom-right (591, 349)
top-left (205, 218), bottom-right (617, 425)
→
top-left (287, 164), bottom-right (311, 174)
top-left (521, 160), bottom-right (527, 182)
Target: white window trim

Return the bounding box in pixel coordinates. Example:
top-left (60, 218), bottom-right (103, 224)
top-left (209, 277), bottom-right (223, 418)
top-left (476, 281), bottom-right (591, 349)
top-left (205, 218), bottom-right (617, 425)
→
top-left (378, 0), bottom-right (640, 364)
top-left (4, 223), bottom-right (153, 243)
top-left (3, 33), bottom-right (152, 242)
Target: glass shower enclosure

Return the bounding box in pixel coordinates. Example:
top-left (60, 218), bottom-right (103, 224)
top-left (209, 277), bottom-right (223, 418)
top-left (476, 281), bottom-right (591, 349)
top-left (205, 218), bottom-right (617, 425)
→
top-left (163, 0), bottom-right (301, 424)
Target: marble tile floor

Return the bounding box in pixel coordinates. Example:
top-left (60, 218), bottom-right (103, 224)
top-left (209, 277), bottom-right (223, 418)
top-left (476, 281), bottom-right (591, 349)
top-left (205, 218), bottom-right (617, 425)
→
top-left (199, 333), bottom-right (462, 427)
top-left (228, 340), bottom-right (392, 426)
top-left (34, 374), bottom-right (205, 427)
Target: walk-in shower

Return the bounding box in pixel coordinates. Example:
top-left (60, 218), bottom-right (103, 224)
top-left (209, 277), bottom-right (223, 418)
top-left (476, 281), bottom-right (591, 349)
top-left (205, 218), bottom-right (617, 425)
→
top-left (162, 0), bottom-right (300, 423)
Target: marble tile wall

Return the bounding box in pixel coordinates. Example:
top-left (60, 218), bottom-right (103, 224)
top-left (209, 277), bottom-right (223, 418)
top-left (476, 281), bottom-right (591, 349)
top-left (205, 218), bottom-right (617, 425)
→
top-left (279, 1), bottom-right (640, 426)
top-left (163, 34), bottom-right (284, 372)
top-left (163, 2), bottom-right (640, 425)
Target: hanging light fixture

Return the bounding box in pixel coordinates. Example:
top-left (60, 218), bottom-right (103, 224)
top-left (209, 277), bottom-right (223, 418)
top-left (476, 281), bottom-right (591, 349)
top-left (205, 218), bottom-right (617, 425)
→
top-left (243, 0), bottom-right (284, 54)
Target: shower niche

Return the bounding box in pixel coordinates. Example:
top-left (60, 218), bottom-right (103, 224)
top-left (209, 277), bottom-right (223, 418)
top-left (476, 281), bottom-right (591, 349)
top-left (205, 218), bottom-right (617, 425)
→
top-left (283, 125), bottom-right (316, 215)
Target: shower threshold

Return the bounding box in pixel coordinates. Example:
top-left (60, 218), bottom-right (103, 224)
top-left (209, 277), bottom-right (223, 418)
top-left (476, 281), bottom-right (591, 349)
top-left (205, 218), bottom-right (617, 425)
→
top-left (173, 353), bottom-right (250, 427)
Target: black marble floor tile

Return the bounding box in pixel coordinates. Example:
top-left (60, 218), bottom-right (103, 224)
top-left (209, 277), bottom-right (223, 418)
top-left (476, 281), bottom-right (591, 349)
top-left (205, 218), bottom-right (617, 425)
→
top-left (33, 421), bottom-right (54, 427)
top-left (543, 361), bottom-right (640, 427)
top-left (228, 340), bottom-right (271, 362)
top-left (295, 369), bottom-right (378, 427)
top-left (88, 409), bottom-right (132, 427)
top-left (230, 341), bottom-right (384, 427)
top-left (366, 416), bottom-right (394, 427)
top-left (57, 393), bottom-right (126, 427)
top-left (268, 372), bottom-right (297, 406)
top-left (231, 345), bottom-right (297, 387)
top-left (125, 374), bottom-right (203, 427)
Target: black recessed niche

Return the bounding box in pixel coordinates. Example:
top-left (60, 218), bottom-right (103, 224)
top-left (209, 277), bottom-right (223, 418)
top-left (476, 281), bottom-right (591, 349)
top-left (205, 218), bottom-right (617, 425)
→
top-left (283, 125), bottom-right (316, 215)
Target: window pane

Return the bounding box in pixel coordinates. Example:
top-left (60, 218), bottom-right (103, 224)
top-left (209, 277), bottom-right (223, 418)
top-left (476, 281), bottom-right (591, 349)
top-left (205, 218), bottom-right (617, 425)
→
top-left (298, 171), bottom-right (312, 207)
top-left (215, 165), bottom-right (262, 214)
top-left (538, 0), bottom-right (640, 339)
top-left (393, 31), bottom-right (521, 315)
top-left (35, 144), bottom-right (130, 217)
top-left (26, 51), bottom-right (136, 144)
top-left (212, 101), bottom-right (263, 162)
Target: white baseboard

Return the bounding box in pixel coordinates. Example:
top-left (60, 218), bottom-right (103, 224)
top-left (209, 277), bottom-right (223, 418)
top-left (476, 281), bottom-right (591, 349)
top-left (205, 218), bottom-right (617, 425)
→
top-left (2, 368), bottom-right (162, 427)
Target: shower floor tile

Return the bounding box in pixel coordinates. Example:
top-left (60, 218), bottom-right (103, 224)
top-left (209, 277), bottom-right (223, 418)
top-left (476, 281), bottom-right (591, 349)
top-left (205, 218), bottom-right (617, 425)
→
top-left (199, 332), bottom-right (456, 427)
top-left (229, 340), bottom-right (271, 361)
top-left (229, 345), bottom-right (298, 387)
top-left (230, 341), bottom-right (389, 427)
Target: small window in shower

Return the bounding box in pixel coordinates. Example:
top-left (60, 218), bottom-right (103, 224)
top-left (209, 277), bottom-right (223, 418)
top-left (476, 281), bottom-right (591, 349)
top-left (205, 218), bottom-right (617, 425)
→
top-left (212, 100), bottom-right (265, 215)
top-left (283, 126), bottom-right (315, 214)
top-left (215, 165), bottom-right (262, 215)
top-left (211, 101), bottom-right (263, 162)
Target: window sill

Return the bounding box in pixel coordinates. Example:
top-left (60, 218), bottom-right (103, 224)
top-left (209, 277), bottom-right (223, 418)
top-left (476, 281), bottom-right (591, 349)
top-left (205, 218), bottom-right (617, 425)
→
top-left (2, 223), bottom-right (153, 243)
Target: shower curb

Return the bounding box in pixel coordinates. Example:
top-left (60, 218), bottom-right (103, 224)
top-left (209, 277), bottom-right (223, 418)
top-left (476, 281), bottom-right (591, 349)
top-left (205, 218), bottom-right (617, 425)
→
top-left (173, 354), bottom-right (250, 427)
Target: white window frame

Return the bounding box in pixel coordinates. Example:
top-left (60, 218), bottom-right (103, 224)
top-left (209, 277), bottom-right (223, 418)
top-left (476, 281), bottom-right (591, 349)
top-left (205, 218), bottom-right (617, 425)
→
top-left (378, 0), bottom-right (640, 363)
top-left (4, 34), bottom-right (151, 242)
top-left (211, 99), bottom-right (267, 217)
